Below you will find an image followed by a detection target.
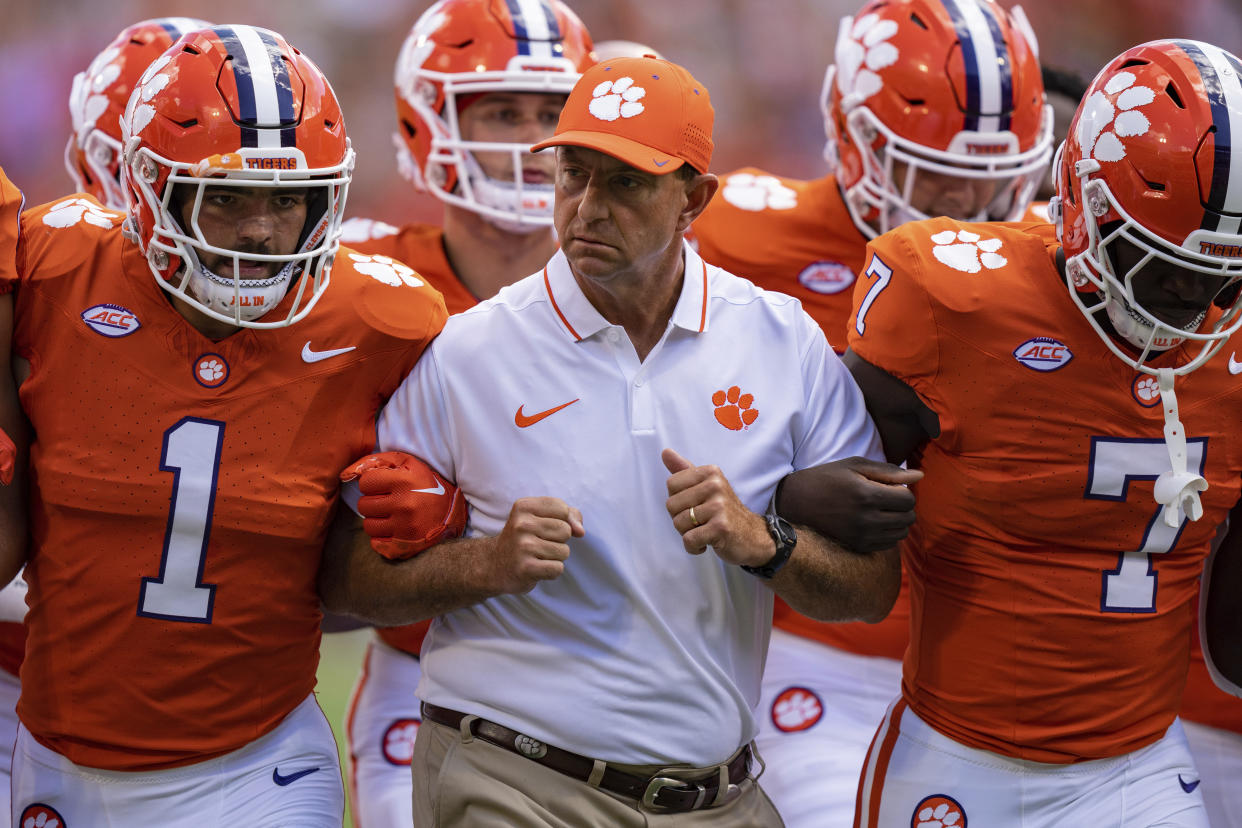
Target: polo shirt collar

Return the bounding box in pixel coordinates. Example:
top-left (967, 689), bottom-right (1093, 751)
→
top-left (541, 240), bottom-right (711, 343)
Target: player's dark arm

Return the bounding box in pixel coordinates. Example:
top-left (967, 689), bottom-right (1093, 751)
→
top-left (0, 293), bottom-right (29, 588)
top-left (841, 348), bottom-right (939, 464)
top-left (773, 348), bottom-right (933, 553)
top-left (1203, 498), bottom-right (1242, 693)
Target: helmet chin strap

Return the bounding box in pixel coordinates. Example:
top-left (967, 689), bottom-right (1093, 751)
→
top-left (1152, 367), bottom-right (1206, 528)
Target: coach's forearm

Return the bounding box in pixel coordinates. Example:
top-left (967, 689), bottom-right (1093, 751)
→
top-left (319, 511), bottom-right (503, 626)
top-left (769, 527), bottom-right (900, 623)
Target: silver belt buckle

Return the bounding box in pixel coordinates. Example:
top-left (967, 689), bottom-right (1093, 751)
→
top-left (641, 776), bottom-right (706, 811)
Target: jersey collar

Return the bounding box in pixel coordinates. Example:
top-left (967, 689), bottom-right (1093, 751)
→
top-left (541, 240), bottom-right (711, 342)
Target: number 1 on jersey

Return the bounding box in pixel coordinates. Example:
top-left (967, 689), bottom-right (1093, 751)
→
top-left (138, 418), bottom-right (224, 623)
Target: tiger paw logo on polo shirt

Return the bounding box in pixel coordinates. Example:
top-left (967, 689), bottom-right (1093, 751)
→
top-left (589, 76), bottom-right (646, 121)
top-left (911, 794), bottom-right (966, 828)
top-left (713, 385), bottom-right (758, 431)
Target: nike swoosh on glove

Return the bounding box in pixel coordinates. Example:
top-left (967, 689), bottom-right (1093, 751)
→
top-left (339, 451), bottom-right (468, 560)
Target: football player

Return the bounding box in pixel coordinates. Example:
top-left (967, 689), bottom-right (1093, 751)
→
top-left (336, 1), bottom-right (594, 825)
top-left (0, 23), bottom-right (219, 817)
top-left (0, 164), bottom-right (27, 820)
top-left (7, 25), bottom-right (446, 825)
top-left (65, 17), bottom-right (212, 209)
top-left (780, 38), bottom-right (1242, 826)
top-left (689, 1), bottom-right (1051, 824)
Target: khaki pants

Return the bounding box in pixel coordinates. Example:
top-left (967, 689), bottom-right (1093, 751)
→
top-left (412, 716), bottom-right (785, 827)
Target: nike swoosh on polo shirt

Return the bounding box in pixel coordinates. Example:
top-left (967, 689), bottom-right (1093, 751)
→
top-left (515, 399), bottom-right (580, 428)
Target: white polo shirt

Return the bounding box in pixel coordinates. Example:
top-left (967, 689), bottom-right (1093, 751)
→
top-left (377, 242), bottom-right (883, 765)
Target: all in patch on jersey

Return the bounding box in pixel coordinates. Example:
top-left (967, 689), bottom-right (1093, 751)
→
top-left (193, 353), bottom-right (229, 389)
top-left (1012, 337), bottom-right (1073, 371)
top-left (81, 303), bottom-right (141, 338)
top-left (382, 717), bottom-right (419, 766)
top-left (20, 803), bottom-right (67, 827)
top-left (798, 261), bottom-right (856, 295)
top-left (1132, 373), bottom-right (1161, 408)
top-left (911, 793), bottom-right (966, 828)
top-left (770, 685), bottom-right (824, 733)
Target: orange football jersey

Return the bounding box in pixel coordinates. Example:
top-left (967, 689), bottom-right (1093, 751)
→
top-left (342, 221), bottom-right (475, 658)
top-left (693, 168), bottom-right (908, 662)
top-left (345, 222), bottom-right (478, 315)
top-left (849, 217), bottom-right (1242, 763)
top-left (0, 166), bottom-right (21, 291)
top-left (0, 623), bottom-right (23, 677)
top-left (13, 199), bottom-right (447, 770)
top-left (692, 169), bottom-right (867, 353)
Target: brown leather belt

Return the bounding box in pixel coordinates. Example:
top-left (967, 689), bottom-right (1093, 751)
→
top-left (421, 702), bottom-right (751, 812)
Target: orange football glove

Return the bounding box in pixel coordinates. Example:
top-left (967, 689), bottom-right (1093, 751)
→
top-left (339, 451), bottom-right (468, 561)
top-left (0, 426), bottom-right (14, 485)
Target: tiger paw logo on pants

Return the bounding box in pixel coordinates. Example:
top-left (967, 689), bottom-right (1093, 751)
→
top-left (911, 794), bottom-right (965, 828)
top-left (20, 804), bottom-right (66, 828)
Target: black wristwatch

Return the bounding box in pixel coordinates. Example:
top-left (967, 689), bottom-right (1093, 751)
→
top-left (742, 514), bottom-right (797, 579)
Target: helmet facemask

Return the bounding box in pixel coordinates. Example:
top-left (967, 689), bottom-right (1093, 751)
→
top-left (839, 102), bottom-right (1053, 238)
top-left (126, 144), bottom-right (354, 329)
top-left (396, 59), bottom-right (573, 232)
top-left (1062, 169), bottom-right (1242, 377)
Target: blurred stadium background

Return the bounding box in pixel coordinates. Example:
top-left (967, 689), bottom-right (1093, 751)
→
top-left (4, 0), bottom-right (1242, 822)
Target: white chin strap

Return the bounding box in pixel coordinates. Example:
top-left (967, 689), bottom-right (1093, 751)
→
top-left (464, 154), bottom-right (553, 234)
top-left (1152, 367), bottom-right (1207, 528)
top-left (187, 261), bottom-right (297, 323)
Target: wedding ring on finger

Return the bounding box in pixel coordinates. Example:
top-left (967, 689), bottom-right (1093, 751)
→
top-left (689, 505), bottom-right (700, 527)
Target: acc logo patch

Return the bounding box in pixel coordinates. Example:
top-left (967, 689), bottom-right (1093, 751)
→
top-left (382, 717), bottom-right (419, 766)
top-left (193, 353), bottom-right (229, 389)
top-left (1132, 373), bottom-right (1161, 408)
top-left (1012, 337), bottom-right (1073, 372)
top-left (81, 303), bottom-right (141, 338)
top-left (798, 261), bottom-right (856, 295)
top-left (771, 686), bottom-right (823, 733)
top-left (20, 803), bottom-right (66, 828)
top-left (911, 794), bottom-right (966, 828)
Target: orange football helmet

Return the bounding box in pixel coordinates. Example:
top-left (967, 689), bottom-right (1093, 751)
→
top-left (1052, 39), bottom-right (1242, 375)
top-left (121, 25), bottom-right (354, 329)
top-left (65, 17), bottom-right (211, 209)
top-left (823, 0), bottom-right (1052, 238)
top-left (393, 0), bottom-right (594, 230)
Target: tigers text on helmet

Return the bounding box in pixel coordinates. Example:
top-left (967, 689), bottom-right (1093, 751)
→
top-left (1051, 39), bottom-right (1242, 376)
top-left (66, 17), bottom-right (210, 209)
top-left (393, 0), bottom-right (594, 232)
top-left (120, 25), bottom-right (354, 329)
top-left (822, 0), bottom-right (1052, 238)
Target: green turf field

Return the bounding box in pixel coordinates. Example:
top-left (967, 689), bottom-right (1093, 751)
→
top-left (317, 628), bottom-right (372, 827)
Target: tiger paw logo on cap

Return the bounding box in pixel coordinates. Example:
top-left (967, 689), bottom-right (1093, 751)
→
top-left (589, 77), bottom-right (646, 121)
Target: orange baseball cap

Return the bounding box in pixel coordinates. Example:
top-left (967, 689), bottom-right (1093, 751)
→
top-left (531, 56), bottom-right (713, 174)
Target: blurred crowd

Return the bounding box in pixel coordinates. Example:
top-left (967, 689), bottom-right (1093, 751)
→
top-left (4, 0), bottom-right (1242, 216)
